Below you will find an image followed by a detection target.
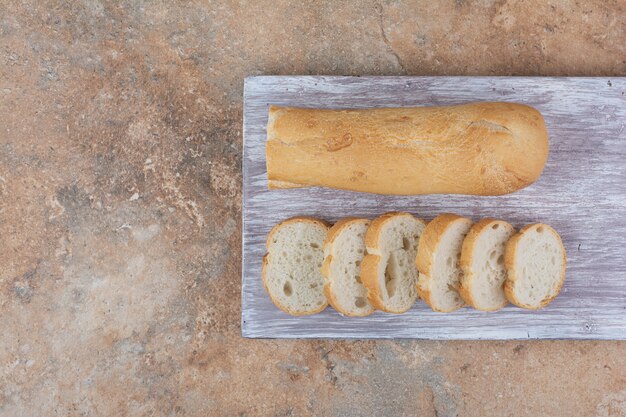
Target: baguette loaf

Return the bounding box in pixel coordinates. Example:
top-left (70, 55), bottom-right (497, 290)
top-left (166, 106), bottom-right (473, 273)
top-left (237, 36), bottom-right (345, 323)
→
top-left (266, 102), bottom-right (548, 195)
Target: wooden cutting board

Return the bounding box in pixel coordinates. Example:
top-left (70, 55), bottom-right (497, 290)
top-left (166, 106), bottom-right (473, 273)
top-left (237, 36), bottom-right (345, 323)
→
top-left (242, 76), bottom-right (626, 339)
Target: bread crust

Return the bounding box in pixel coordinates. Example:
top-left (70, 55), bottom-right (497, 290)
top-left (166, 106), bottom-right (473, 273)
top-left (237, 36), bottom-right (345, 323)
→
top-left (321, 217), bottom-right (374, 317)
top-left (262, 216), bottom-right (331, 315)
top-left (267, 102), bottom-right (549, 196)
top-left (415, 213), bottom-right (471, 313)
top-left (504, 223), bottom-right (567, 309)
top-left (458, 218), bottom-right (514, 311)
top-left (321, 217), bottom-right (362, 283)
top-left (360, 250), bottom-right (388, 312)
top-left (323, 217), bottom-right (363, 248)
top-left (361, 212), bottom-right (425, 314)
top-left (267, 179), bottom-right (305, 189)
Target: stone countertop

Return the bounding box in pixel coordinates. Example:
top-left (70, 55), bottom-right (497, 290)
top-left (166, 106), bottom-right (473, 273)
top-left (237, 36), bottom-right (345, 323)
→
top-left (0, 1), bottom-right (624, 416)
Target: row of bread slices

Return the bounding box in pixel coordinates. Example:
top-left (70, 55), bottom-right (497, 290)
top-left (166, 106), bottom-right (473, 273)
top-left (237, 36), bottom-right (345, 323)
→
top-left (262, 212), bottom-right (567, 316)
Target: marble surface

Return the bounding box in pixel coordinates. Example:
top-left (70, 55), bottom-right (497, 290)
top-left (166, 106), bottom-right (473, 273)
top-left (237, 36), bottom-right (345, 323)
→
top-left (0, 1), bottom-right (625, 416)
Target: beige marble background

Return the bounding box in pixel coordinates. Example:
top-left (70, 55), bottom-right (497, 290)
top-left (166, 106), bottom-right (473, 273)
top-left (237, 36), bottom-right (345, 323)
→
top-left (0, 1), bottom-right (625, 416)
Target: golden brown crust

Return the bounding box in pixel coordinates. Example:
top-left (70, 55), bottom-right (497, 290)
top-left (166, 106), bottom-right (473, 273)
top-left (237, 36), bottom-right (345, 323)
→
top-left (361, 212), bottom-right (424, 314)
top-left (415, 213), bottom-right (470, 312)
top-left (321, 285), bottom-right (342, 316)
top-left (267, 179), bottom-right (305, 189)
top-left (321, 217), bottom-right (374, 317)
top-left (458, 218), bottom-right (495, 310)
top-left (361, 213), bottom-right (389, 310)
top-left (363, 212), bottom-right (410, 251)
top-left (323, 217), bottom-right (364, 247)
top-left (322, 272), bottom-right (348, 316)
top-left (320, 254), bottom-right (332, 281)
top-left (262, 216), bottom-right (330, 316)
top-left (415, 214), bottom-right (465, 276)
top-left (504, 223), bottom-right (567, 310)
top-left (504, 225), bottom-right (537, 309)
top-left (415, 275), bottom-right (434, 312)
top-left (360, 252), bottom-right (388, 311)
top-left (458, 218), bottom-right (513, 311)
top-left (265, 216), bottom-right (331, 250)
top-left (267, 102), bottom-right (549, 196)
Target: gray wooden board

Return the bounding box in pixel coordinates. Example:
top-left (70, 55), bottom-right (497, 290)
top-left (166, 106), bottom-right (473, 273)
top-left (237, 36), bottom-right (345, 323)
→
top-left (242, 76), bottom-right (626, 339)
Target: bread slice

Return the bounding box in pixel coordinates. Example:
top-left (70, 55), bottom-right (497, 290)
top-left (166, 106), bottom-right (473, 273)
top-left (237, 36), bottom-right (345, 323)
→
top-left (459, 219), bottom-right (516, 311)
top-left (416, 214), bottom-right (472, 312)
top-left (321, 218), bottom-right (374, 316)
top-left (360, 212), bottom-right (426, 314)
top-left (504, 223), bottom-right (566, 309)
top-left (262, 217), bottom-right (330, 315)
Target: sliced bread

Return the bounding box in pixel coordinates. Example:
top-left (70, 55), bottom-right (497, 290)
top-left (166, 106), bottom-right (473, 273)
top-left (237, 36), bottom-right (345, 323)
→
top-left (504, 223), bottom-right (566, 309)
top-left (321, 218), bottom-right (374, 316)
top-left (416, 214), bottom-right (472, 312)
top-left (459, 219), bottom-right (516, 311)
top-left (262, 217), bottom-right (330, 315)
top-left (360, 212), bottom-right (426, 314)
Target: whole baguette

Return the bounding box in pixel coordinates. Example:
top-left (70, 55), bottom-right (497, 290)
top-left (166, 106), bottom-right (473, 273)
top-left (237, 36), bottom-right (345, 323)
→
top-left (266, 102), bottom-right (548, 195)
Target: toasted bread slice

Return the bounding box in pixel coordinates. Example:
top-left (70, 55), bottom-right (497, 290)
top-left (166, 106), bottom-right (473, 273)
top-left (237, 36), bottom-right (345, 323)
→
top-left (321, 218), bottom-right (374, 316)
top-left (360, 212), bottom-right (426, 314)
top-left (504, 223), bottom-right (566, 309)
top-left (459, 219), bottom-right (515, 311)
top-left (416, 214), bottom-right (472, 312)
top-left (262, 217), bottom-right (330, 315)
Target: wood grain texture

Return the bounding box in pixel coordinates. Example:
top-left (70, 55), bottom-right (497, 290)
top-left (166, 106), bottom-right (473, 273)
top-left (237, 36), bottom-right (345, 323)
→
top-left (242, 76), bottom-right (626, 339)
